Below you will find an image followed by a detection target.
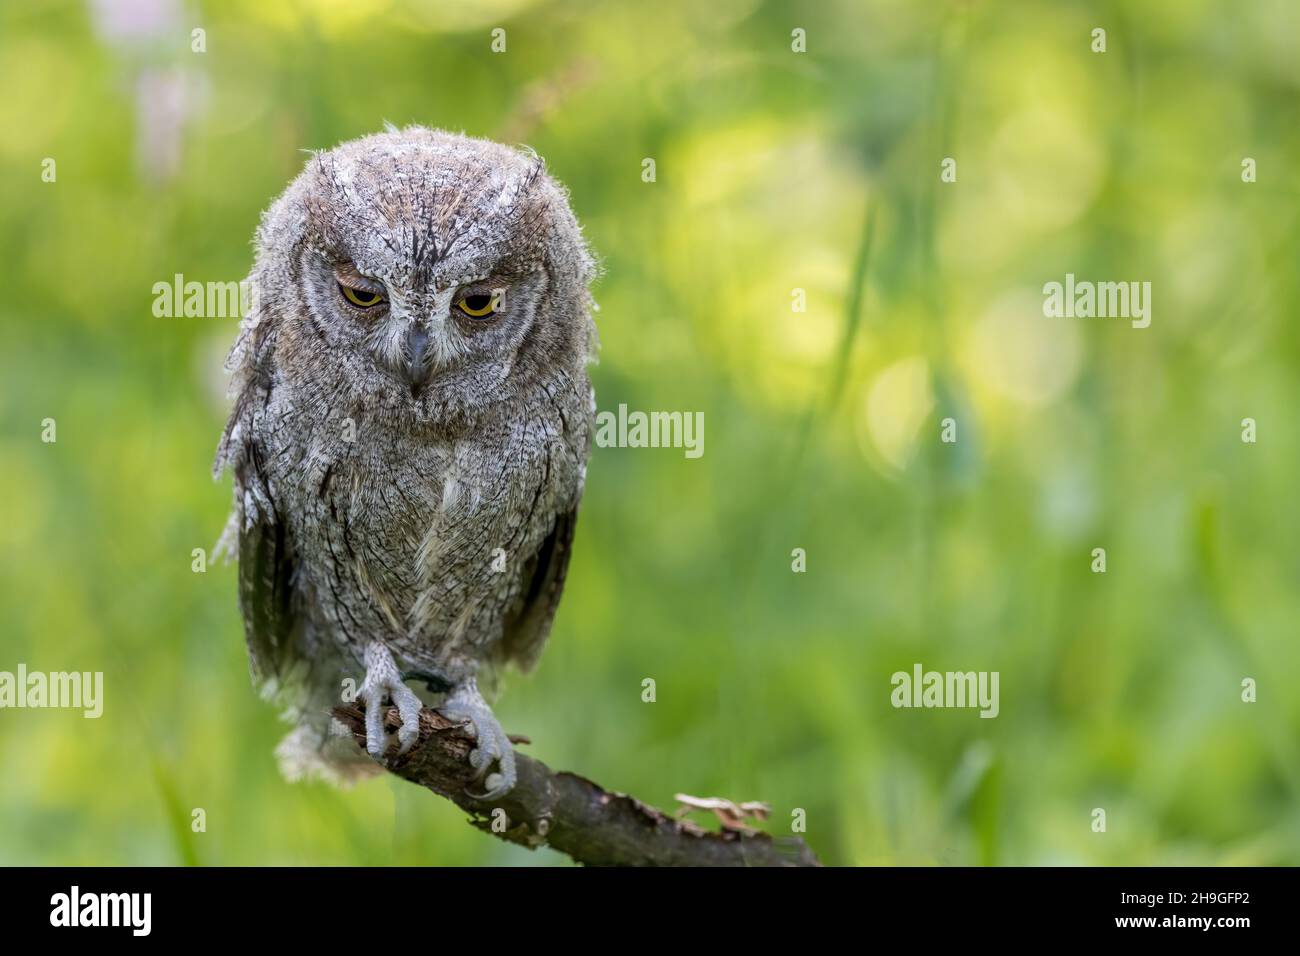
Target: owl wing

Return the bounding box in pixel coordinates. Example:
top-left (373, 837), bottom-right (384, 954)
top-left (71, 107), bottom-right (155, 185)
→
top-left (216, 339), bottom-right (300, 687)
top-left (238, 496), bottom-right (298, 685)
top-left (498, 504), bottom-right (579, 672)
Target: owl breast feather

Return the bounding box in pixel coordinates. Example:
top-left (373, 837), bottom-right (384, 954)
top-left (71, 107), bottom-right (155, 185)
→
top-left (254, 384), bottom-right (587, 683)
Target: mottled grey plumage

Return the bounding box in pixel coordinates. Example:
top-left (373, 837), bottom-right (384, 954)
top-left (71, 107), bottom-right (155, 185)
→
top-left (214, 127), bottom-right (597, 796)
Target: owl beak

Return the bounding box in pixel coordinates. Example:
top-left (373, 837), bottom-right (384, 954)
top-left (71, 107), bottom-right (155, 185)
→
top-left (403, 325), bottom-right (433, 391)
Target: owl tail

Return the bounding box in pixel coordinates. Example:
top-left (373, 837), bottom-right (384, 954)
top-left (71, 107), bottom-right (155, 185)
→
top-left (274, 719), bottom-right (383, 786)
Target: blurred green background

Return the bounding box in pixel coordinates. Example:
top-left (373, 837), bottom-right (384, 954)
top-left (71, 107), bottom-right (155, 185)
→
top-left (2, 0), bottom-right (1299, 866)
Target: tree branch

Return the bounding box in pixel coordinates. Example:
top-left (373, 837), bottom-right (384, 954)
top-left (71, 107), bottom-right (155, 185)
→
top-left (332, 703), bottom-right (821, 867)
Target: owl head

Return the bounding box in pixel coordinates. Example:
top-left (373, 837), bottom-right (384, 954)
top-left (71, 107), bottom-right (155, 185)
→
top-left (245, 127), bottom-right (596, 422)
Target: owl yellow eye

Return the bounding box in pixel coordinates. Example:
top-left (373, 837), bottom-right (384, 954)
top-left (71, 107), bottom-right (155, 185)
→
top-left (456, 292), bottom-right (499, 318)
top-left (338, 282), bottom-right (385, 309)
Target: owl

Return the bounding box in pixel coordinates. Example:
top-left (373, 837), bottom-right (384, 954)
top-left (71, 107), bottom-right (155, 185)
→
top-left (214, 127), bottom-right (597, 798)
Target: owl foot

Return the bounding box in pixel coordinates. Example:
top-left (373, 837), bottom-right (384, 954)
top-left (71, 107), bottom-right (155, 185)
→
top-left (357, 641), bottom-right (423, 759)
top-left (440, 677), bottom-right (516, 800)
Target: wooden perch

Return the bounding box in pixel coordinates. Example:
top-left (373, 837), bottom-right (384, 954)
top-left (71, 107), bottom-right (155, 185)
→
top-left (332, 703), bottom-right (821, 867)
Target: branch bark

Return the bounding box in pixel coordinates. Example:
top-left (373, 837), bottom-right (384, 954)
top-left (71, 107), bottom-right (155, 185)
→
top-left (332, 703), bottom-right (821, 867)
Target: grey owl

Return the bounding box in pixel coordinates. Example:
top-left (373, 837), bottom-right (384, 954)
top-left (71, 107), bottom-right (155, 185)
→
top-left (214, 127), bottom-right (597, 797)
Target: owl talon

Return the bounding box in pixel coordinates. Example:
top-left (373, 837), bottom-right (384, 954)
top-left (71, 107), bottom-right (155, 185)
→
top-left (357, 642), bottom-right (423, 759)
top-left (441, 677), bottom-right (516, 798)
